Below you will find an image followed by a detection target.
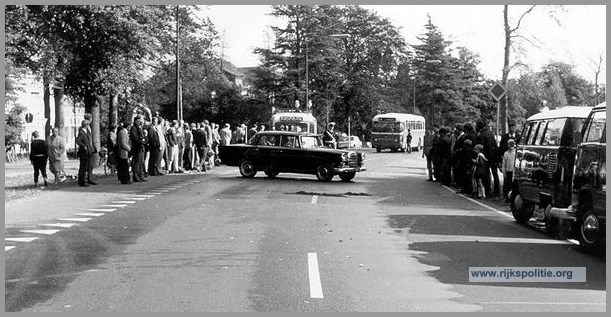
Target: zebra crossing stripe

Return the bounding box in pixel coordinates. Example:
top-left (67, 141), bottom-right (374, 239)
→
top-left (86, 208), bottom-right (117, 212)
top-left (39, 223), bottom-right (77, 228)
top-left (112, 201), bottom-right (137, 204)
top-left (6, 246), bottom-right (16, 251)
top-left (99, 205), bottom-right (127, 208)
top-left (126, 197), bottom-right (147, 200)
top-left (58, 218), bottom-right (91, 222)
top-left (130, 194), bottom-right (156, 198)
top-left (74, 212), bottom-right (105, 217)
top-left (6, 237), bottom-right (38, 243)
top-left (19, 229), bottom-right (60, 235)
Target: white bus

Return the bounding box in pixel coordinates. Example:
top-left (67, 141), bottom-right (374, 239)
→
top-left (270, 111), bottom-right (317, 134)
top-left (371, 113), bottom-right (425, 152)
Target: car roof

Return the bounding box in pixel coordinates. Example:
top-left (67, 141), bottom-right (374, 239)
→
top-left (527, 106), bottom-right (593, 121)
top-left (592, 101), bottom-right (606, 112)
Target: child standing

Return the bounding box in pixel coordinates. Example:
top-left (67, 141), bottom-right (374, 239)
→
top-left (473, 144), bottom-right (488, 199)
top-left (501, 139), bottom-right (516, 202)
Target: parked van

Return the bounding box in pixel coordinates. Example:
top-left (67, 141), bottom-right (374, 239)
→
top-left (510, 106), bottom-right (593, 225)
top-left (549, 102), bottom-right (606, 252)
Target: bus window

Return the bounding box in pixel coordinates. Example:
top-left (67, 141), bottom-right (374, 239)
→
top-left (540, 118), bottom-right (566, 146)
top-left (526, 121), bottom-right (541, 145)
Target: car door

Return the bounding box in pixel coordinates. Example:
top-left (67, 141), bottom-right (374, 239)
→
top-left (278, 135), bottom-right (303, 173)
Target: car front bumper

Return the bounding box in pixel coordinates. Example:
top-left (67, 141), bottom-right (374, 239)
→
top-left (334, 166), bottom-right (366, 173)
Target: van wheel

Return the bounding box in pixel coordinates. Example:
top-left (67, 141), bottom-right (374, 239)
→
top-left (316, 164), bottom-right (334, 182)
top-left (577, 211), bottom-right (603, 253)
top-left (511, 194), bottom-right (534, 224)
top-left (239, 160), bottom-right (257, 178)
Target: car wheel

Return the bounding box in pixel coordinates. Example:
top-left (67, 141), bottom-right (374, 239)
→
top-left (376, 147), bottom-right (381, 153)
top-left (510, 194), bottom-right (534, 224)
top-left (264, 167), bottom-right (279, 178)
top-left (339, 171), bottom-right (356, 182)
top-left (577, 211), bottom-right (603, 252)
top-left (239, 160), bottom-right (257, 178)
top-left (316, 164), bottom-right (334, 182)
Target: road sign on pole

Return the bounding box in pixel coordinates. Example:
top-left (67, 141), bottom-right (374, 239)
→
top-left (489, 82), bottom-right (506, 101)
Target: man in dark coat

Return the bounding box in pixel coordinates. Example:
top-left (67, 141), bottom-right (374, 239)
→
top-left (76, 119), bottom-right (97, 186)
top-left (147, 117), bottom-right (162, 176)
top-left (130, 115), bottom-right (147, 182)
top-left (476, 120), bottom-right (500, 199)
top-left (436, 127), bottom-right (453, 186)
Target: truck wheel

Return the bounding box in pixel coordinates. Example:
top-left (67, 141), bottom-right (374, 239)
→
top-left (339, 171), bottom-right (356, 182)
top-left (577, 211), bottom-right (603, 252)
top-left (239, 160), bottom-right (257, 178)
top-left (316, 164), bottom-right (334, 182)
top-left (510, 194), bottom-right (534, 224)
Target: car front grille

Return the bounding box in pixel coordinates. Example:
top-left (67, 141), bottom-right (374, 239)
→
top-left (348, 152), bottom-right (358, 167)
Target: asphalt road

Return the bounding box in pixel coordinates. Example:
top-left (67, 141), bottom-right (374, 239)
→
top-left (4, 149), bottom-right (606, 312)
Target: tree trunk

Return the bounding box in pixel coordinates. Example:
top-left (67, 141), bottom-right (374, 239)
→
top-left (53, 88), bottom-right (66, 138)
top-left (501, 5), bottom-right (511, 136)
top-left (84, 93), bottom-right (101, 166)
top-left (109, 92), bottom-right (118, 129)
top-left (44, 77), bottom-right (52, 140)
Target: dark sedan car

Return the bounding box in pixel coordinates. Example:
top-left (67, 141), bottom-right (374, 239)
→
top-left (218, 131), bottom-right (366, 182)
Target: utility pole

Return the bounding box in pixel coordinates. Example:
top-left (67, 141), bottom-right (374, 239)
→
top-left (176, 5), bottom-right (182, 121)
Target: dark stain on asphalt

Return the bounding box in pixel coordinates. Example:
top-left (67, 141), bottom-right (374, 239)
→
top-left (293, 191), bottom-right (371, 197)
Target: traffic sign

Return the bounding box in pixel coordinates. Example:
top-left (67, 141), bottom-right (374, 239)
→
top-left (489, 82), bottom-right (506, 101)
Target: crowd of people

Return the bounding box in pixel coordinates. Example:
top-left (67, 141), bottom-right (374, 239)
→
top-left (27, 112), bottom-right (267, 187)
top-left (422, 119), bottom-right (521, 201)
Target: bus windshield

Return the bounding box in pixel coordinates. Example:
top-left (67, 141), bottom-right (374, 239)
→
top-left (372, 121), bottom-right (404, 133)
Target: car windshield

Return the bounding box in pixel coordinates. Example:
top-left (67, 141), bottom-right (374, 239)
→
top-left (301, 135), bottom-right (321, 149)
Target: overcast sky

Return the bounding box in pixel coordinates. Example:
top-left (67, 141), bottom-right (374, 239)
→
top-left (202, 5), bottom-right (606, 85)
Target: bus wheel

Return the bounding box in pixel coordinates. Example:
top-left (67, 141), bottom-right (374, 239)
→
top-left (376, 147), bottom-right (381, 153)
top-left (511, 194), bottom-right (534, 224)
top-left (239, 160), bottom-right (257, 178)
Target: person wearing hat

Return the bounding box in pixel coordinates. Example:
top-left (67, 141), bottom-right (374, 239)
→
top-left (323, 122), bottom-right (337, 148)
top-left (498, 120), bottom-right (519, 164)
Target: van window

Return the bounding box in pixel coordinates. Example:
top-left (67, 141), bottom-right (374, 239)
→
top-left (570, 118), bottom-right (586, 146)
top-left (526, 121), bottom-right (541, 145)
top-left (584, 111), bottom-right (606, 143)
top-left (540, 118), bottom-right (566, 146)
top-left (519, 123), bottom-right (531, 145)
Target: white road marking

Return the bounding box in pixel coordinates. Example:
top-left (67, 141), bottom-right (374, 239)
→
top-left (39, 223), bottom-right (77, 228)
top-left (99, 204), bottom-right (127, 208)
top-left (308, 253), bottom-right (324, 299)
top-left (126, 197), bottom-right (147, 200)
top-left (6, 237), bottom-right (38, 243)
top-left (58, 218), bottom-right (91, 222)
top-left (19, 229), bottom-right (60, 235)
top-left (5, 246), bottom-right (16, 251)
top-left (441, 185), bottom-right (513, 220)
top-left (311, 195), bottom-right (318, 204)
top-left (74, 212), bottom-right (105, 217)
top-left (130, 194), bottom-right (157, 198)
top-left (474, 301), bottom-right (606, 306)
top-left (86, 208), bottom-right (117, 212)
top-left (112, 201), bottom-right (137, 204)
top-left (141, 192), bottom-right (162, 195)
